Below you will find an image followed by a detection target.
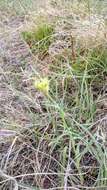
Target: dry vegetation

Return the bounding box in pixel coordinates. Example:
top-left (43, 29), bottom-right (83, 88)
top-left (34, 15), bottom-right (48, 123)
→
top-left (0, 0), bottom-right (107, 189)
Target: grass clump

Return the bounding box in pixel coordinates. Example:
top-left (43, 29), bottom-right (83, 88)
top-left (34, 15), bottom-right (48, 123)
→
top-left (22, 23), bottom-right (54, 56)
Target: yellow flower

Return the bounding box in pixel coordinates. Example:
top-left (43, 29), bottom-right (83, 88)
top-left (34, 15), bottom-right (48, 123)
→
top-left (34, 77), bottom-right (49, 96)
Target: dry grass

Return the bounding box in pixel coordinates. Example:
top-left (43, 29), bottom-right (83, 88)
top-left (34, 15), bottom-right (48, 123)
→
top-left (0, 0), bottom-right (107, 189)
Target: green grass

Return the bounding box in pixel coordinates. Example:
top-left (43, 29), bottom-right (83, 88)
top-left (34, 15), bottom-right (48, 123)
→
top-left (42, 55), bottom-right (107, 187)
top-left (28, 40), bottom-right (106, 188)
top-left (22, 23), bottom-right (54, 56)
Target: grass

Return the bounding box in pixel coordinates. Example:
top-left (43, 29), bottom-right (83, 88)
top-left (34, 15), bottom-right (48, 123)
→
top-left (0, 0), bottom-right (45, 15)
top-left (0, 0), bottom-right (107, 190)
top-left (22, 23), bottom-right (54, 56)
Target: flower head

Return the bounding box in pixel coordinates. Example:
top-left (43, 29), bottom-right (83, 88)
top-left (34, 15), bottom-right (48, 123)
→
top-left (34, 77), bottom-right (49, 96)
